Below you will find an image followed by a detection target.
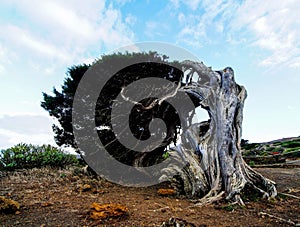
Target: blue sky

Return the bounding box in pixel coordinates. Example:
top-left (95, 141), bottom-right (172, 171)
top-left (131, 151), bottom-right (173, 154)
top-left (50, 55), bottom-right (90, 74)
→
top-left (0, 0), bottom-right (299, 149)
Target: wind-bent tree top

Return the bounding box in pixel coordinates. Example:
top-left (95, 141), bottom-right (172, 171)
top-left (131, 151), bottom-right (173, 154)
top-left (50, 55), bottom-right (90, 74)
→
top-left (42, 52), bottom-right (183, 165)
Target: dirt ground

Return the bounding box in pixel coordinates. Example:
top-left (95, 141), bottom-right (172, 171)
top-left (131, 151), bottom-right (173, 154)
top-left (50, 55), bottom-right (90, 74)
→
top-left (0, 166), bottom-right (299, 227)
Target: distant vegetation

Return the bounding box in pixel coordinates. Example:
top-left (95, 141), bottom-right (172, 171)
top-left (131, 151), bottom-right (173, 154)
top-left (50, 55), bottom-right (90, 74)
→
top-left (242, 137), bottom-right (300, 156)
top-left (242, 137), bottom-right (300, 165)
top-left (0, 143), bottom-right (79, 171)
top-left (1, 137), bottom-right (299, 171)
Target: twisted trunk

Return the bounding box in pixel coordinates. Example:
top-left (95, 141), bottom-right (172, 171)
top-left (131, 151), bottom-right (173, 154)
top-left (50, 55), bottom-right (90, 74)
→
top-left (160, 61), bottom-right (277, 205)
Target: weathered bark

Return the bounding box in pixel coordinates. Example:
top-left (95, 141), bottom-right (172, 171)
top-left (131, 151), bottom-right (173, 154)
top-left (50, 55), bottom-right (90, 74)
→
top-left (160, 60), bottom-right (277, 205)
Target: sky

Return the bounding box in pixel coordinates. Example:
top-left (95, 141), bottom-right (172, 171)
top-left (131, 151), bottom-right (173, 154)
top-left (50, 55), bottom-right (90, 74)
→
top-left (0, 0), bottom-right (299, 150)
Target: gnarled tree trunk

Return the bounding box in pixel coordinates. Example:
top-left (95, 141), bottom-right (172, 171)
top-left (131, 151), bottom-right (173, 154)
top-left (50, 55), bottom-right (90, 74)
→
top-left (160, 60), bottom-right (277, 205)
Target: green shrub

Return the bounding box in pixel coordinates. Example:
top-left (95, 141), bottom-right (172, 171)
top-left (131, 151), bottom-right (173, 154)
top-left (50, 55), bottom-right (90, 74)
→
top-left (266, 146), bottom-right (274, 152)
top-left (0, 143), bottom-right (78, 170)
top-left (283, 147), bottom-right (300, 154)
top-left (281, 141), bottom-right (300, 149)
top-left (272, 147), bottom-right (284, 153)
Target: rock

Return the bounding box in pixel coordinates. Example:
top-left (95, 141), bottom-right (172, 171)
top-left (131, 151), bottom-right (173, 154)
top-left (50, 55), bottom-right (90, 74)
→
top-left (89, 202), bottom-right (128, 220)
top-left (0, 196), bottom-right (20, 214)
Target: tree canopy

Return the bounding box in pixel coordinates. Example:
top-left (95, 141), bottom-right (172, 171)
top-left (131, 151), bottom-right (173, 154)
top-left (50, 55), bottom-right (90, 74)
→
top-left (41, 52), bottom-right (188, 166)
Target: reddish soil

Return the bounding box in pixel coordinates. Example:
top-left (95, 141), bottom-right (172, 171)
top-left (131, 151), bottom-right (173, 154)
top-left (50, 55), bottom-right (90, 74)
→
top-left (0, 166), bottom-right (299, 226)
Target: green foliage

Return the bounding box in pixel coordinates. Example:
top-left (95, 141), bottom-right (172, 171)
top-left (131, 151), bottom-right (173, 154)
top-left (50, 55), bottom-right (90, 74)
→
top-left (265, 146), bottom-right (273, 151)
top-left (242, 143), bottom-right (259, 150)
top-left (0, 143), bottom-right (78, 170)
top-left (41, 52), bottom-right (187, 166)
top-left (271, 147), bottom-right (284, 153)
top-left (283, 147), bottom-right (299, 153)
top-left (248, 160), bottom-right (255, 167)
top-left (162, 151), bottom-right (170, 159)
top-left (242, 138), bottom-right (300, 156)
top-left (41, 64), bottom-right (90, 148)
top-left (281, 141), bottom-right (300, 149)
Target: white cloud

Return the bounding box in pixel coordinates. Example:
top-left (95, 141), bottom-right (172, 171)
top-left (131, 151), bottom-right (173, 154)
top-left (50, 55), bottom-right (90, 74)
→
top-left (232, 0), bottom-right (300, 68)
top-left (0, 65), bottom-right (5, 75)
top-left (0, 0), bottom-right (135, 66)
top-left (289, 57), bottom-right (300, 68)
top-left (0, 114), bottom-right (53, 134)
top-left (171, 0), bottom-right (300, 68)
top-left (170, 0), bottom-right (201, 10)
top-left (145, 21), bottom-right (166, 38)
top-left (173, 0), bottom-right (239, 47)
top-left (0, 0), bottom-right (137, 150)
top-left (0, 44), bottom-right (15, 76)
top-left (177, 13), bottom-right (185, 24)
top-left (0, 128), bottom-right (55, 149)
top-left (114, 0), bottom-right (134, 6)
top-left (1, 25), bottom-right (71, 62)
top-left (185, 0), bottom-right (201, 10)
top-left (125, 14), bottom-right (137, 26)
top-left (0, 113), bottom-right (55, 149)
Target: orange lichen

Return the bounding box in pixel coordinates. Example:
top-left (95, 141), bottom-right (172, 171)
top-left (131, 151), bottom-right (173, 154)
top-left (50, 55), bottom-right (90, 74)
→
top-left (157, 188), bottom-right (176, 196)
top-left (90, 203), bottom-right (128, 220)
top-left (0, 196), bottom-right (20, 214)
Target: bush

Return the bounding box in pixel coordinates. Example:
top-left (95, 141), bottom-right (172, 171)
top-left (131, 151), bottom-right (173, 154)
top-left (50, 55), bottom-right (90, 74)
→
top-left (242, 143), bottom-right (259, 150)
top-left (281, 141), bottom-right (300, 149)
top-left (0, 143), bottom-right (78, 170)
